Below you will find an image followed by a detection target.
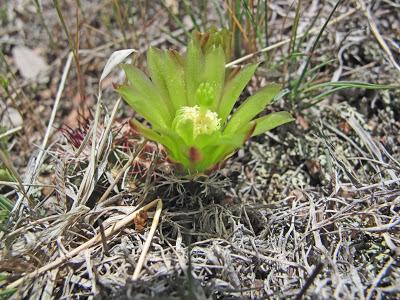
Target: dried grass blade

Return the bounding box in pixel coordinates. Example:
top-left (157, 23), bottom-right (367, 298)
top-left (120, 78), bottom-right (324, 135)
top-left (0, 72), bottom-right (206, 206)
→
top-left (132, 198), bottom-right (163, 280)
top-left (6, 199), bottom-right (162, 290)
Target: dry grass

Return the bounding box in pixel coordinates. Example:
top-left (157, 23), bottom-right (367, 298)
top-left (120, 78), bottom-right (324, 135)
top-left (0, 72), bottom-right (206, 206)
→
top-left (1, 1), bottom-right (400, 299)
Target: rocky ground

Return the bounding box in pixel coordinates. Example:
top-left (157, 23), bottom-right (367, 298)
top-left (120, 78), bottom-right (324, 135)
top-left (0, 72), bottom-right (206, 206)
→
top-left (1, 1), bottom-right (400, 299)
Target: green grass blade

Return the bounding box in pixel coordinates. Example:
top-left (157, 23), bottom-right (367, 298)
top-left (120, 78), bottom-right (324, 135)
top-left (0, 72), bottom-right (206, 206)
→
top-left (0, 195), bottom-right (14, 212)
top-left (301, 81), bottom-right (400, 109)
top-left (303, 81), bottom-right (400, 92)
top-left (292, 0), bottom-right (343, 98)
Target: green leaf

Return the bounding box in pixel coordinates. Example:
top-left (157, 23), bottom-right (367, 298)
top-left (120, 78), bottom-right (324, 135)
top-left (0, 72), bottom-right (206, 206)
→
top-left (252, 111), bottom-right (294, 136)
top-left (147, 47), bottom-right (174, 115)
top-left (130, 119), bottom-right (166, 145)
top-left (217, 63), bottom-right (258, 123)
top-left (163, 51), bottom-right (187, 111)
top-left (120, 65), bottom-right (172, 125)
top-left (196, 82), bottom-right (215, 107)
top-left (190, 147), bottom-right (218, 172)
top-left (118, 85), bottom-right (167, 128)
top-left (194, 131), bottom-right (221, 149)
top-left (174, 118), bottom-right (194, 145)
top-left (201, 125), bottom-right (254, 171)
top-left (224, 83), bottom-right (281, 135)
top-left (201, 27), bottom-right (232, 60)
top-left (209, 133), bottom-right (247, 147)
top-left (157, 128), bottom-right (191, 168)
top-left (130, 119), bottom-right (182, 162)
top-left (205, 144), bottom-right (234, 169)
top-left (202, 45), bottom-right (225, 111)
top-left (185, 39), bottom-right (203, 106)
top-left (193, 123), bottom-right (256, 172)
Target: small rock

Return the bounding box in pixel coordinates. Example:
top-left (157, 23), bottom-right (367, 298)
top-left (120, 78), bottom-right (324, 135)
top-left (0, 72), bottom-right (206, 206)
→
top-left (165, 0), bottom-right (178, 14)
top-left (12, 46), bottom-right (49, 81)
top-left (0, 102), bottom-right (23, 128)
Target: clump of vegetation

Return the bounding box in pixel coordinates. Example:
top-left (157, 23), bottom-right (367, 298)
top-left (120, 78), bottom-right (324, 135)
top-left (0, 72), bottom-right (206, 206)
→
top-left (116, 29), bottom-right (293, 174)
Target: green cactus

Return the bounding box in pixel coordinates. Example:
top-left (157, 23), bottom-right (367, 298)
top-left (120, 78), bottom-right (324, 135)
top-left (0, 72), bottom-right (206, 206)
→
top-left (116, 29), bottom-right (293, 174)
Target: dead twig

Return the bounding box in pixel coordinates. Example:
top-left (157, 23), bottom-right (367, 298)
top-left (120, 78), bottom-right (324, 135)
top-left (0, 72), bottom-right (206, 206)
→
top-left (28, 52), bottom-right (73, 187)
